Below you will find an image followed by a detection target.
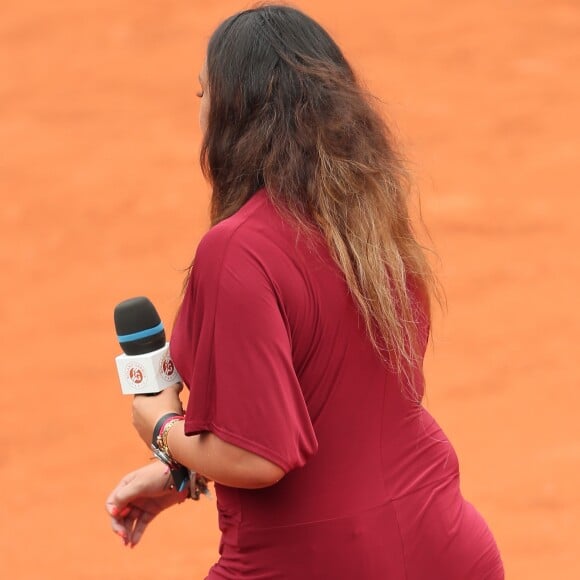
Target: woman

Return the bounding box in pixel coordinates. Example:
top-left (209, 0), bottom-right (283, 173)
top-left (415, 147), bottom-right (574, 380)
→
top-left (106, 5), bottom-right (504, 578)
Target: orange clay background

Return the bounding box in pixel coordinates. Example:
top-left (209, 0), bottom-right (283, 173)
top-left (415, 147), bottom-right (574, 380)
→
top-left (1, 1), bottom-right (578, 578)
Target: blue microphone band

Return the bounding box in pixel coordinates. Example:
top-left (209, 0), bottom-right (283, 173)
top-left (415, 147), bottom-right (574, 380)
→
top-left (117, 322), bottom-right (165, 344)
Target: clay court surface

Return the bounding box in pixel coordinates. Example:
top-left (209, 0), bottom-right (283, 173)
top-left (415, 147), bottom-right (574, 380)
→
top-left (1, 0), bottom-right (578, 578)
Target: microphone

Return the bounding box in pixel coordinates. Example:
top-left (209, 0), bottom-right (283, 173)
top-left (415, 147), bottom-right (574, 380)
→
top-left (113, 296), bottom-right (182, 395)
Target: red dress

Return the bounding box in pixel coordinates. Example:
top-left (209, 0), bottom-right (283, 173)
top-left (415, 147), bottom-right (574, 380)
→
top-left (171, 189), bottom-right (504, 579)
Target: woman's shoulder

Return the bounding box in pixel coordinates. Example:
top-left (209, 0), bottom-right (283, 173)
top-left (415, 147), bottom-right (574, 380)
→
top-left (195, 190), bottom-right (283, 265)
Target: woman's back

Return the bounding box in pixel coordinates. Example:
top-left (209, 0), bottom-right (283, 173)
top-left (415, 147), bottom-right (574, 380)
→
top-left (171, 190), bottom-right (503, 579)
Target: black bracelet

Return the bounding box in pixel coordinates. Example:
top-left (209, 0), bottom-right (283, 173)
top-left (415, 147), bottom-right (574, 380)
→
top-left (151, 412), bottom-right (190, 492)
top-left (151, 412), bottom-right (182, 447)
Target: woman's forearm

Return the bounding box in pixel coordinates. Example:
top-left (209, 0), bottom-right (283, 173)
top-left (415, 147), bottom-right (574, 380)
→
top-left (166, 424), bottom-right (285, 489)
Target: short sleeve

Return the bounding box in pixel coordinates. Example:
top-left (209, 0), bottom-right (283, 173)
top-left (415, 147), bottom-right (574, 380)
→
top-left (172, 224), bottom-right (318, 473)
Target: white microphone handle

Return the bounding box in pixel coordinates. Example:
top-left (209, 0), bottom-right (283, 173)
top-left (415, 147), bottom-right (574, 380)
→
top-left (115, 343), bottom-right (182, 395)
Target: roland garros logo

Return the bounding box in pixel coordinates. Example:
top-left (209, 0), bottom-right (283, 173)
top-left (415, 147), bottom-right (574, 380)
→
top-left (160, 354), bottom-right (177, 382)
top-left (125, 363), bottom-right (147, 389)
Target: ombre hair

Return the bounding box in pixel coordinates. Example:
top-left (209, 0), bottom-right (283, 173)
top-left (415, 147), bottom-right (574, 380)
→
top-left (199, 4), bottom-right (442, 394)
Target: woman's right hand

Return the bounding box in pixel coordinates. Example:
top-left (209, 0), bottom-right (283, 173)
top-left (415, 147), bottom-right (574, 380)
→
top-left (105, 460), bottom-right (189, 547)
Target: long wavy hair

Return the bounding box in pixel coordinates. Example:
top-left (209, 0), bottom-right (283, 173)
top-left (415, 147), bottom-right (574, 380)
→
top-left (199, 4), bottom-right (442, 390)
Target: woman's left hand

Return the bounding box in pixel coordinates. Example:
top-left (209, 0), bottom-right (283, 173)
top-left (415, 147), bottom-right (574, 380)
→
top-left (132, 383), bottom-right (184, 445)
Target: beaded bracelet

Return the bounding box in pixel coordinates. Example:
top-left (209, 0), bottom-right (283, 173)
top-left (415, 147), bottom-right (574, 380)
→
top-left (151, 413), bottom-right (211, 497)
top-left (152, 413), bottom-right (184, 448)
top-left (151, 412), bottom-right (189, 490)
top-left (156, 416), bottom-right (184, 464)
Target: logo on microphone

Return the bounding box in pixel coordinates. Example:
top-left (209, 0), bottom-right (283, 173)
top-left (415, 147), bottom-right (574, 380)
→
top-left (126, 364), bottom-right (147, 388)
top-left (160, 354), bottom-right (176, 382)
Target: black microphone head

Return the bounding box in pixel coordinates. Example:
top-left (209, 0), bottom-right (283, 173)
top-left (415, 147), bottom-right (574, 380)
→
top-left (114, 296), bottom-right (166, 355)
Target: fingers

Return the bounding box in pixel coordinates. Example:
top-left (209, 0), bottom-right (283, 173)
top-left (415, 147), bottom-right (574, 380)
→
top-left (105, 471), bottom-right (140, 544)
top-left (106, 502), bottom-right (131, 518)
top-left (164, 382), bottom-right (184, 394)
top-left (106, 476), bottom-right (142, 516)
top-left (128, 507), bottom-right (156, 547)
top-left (105, 483), bottom-right (132, 517)
top-left (110, 505), bottom-right (155, 548)
top-left (108, 505), bottom-right (138, 547)
top-left (131, 386), bottom-right (184, 443)
top-left (105, 463), bottom-right (172, 547)
top-left (157, 383), bottom-right (185, 412)
top-left (110, 514), bottom-right (130, 544)
top-left (107, 501), bottom-right (132, 546)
